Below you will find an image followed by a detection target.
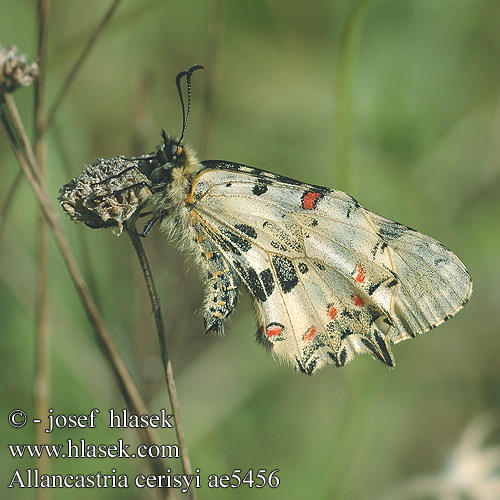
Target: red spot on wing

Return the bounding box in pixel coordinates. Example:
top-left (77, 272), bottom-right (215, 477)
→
top-left (303, 326), bottom-right (316, 341)
top-left (266, 324), bottom-right (283, 338)
top-left (354, 262), bottom-right (365, 283)
top-left (302, 191), bottom-right (323, 210)
top-left (351, 294), bottom-right (364, 307)
top-left (327, 303), bottom-right (337, 320)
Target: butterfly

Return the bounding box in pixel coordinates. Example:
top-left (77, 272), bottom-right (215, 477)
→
top-left (61, 66), bottom-right (473, 375)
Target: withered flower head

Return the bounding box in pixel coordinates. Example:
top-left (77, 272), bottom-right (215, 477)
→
top-left (0, 44), bottom-right (39, 92)
top-left (59, 156), bottom-right (151, 234)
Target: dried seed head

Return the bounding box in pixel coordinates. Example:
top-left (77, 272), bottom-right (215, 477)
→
top-left (59, 156), bottom-right (151, 234)
top-left (0, 44), bottom-right (39, 92)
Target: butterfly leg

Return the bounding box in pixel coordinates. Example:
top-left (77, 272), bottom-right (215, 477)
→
top-left (139, 216), bottom-right (159, 237)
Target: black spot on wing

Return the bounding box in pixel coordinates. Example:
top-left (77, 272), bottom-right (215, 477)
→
top-left (367, 280), bottom-right (383, 295)
top-left (295, 355), bottom-right (318, 375)
top-left (221, 229), bottom-right (251, 252)
top-left (295, 357), bottom-right (308, 374)
top-left (378, 221), bottom-right (410, 240)
top-left (259, 268), bottom-right (275, 297)
top-left (326, 322), bottom-right (336, 336)
top-left (298, 262), bottom-right (308, 274)
top-left (360, 338), bottom-right (381, 362)
top-left (371, 240), bottom-right (388, 258)
top-left (305, 357), bottom-right (319, 375)
top-left (208, 228), bottom-right (241, 256)
top-left (328, 349), bottom-right (347, 368)
top-left (340, 310), bottom-right (354, 320)
top-left (232, 261), bottom-right (267, 302)
top-left (270, 240), bottom-right (289, 252)
top-left (346, 197), bottom-right (361, 218)
top-left (373, 332), bottom-right (394, 366)
top-left (262, 221), bottom-right (303, 253)
top-left (341, 327), bottom-right (356, 340)
top-left (338, 348), bottom-right (347, 366)
top-left (252, 184), bottom-right (268, 196)
top-left (234, 223), bottom-right (257, 239)
top-left (361, 335), bottom-right (394, 367)
top-left (272, 255), bottom-right (298, 293)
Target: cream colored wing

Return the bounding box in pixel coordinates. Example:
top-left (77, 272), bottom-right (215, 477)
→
top-left (188, 162), bottom-right (472, 373)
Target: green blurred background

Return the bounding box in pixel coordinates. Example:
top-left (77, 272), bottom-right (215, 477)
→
top-left (1, 1), bottom-right (499, 499)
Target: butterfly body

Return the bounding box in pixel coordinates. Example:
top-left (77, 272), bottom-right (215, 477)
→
top-left (137, 135), bottom-right (472, 374)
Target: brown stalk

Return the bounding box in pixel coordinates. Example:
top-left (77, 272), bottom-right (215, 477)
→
top-left (33, 2), bottom-right (50, 498)
top-left (127, 228), bottom-right (196, 500)
top-left (1, 94), bottom-right (177, 500)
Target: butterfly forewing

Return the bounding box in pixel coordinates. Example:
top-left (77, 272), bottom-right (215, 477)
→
top-left (186, 161), bottom-right (472, 373)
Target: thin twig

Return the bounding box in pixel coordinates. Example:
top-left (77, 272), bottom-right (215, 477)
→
top-left (44, 0), bottom-right (123, 133)
top-left (3, 93), bottom-right (41, 179)
top-left (0, 90), bottom-right (41, 239)
top-left (34, 3), bottom-right (51, 498)
top-left (1, 95), bottom-right (177, 499)
top-left (35, 0), bottom-right (49, 141)
top-left (127, 228), bottom-right (196, 500)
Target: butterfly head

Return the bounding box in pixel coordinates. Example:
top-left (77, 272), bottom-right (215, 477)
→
top-left (158, 130), bottom-right (186, 165)
top-left (136, 131), bottom-right (199, 194)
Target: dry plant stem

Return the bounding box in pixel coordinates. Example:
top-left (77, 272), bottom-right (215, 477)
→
top-left (0, 93), bottom-right (42, 238)
top-left (35, 0), bottom-right (49, 141)
top-left (44, 0), bottom-right (123, 133)
top-left (34, 2), bottom-right (51, 497)
top-left (1, 100), bottom-right (175, 499)
top-left (3, 93), bottom-right (40, 178)
top-left (127, 229), bottom-right (196, 500)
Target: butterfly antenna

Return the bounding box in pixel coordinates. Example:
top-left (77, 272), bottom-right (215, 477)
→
top-left (175, 64), bottom-right (204, 146)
